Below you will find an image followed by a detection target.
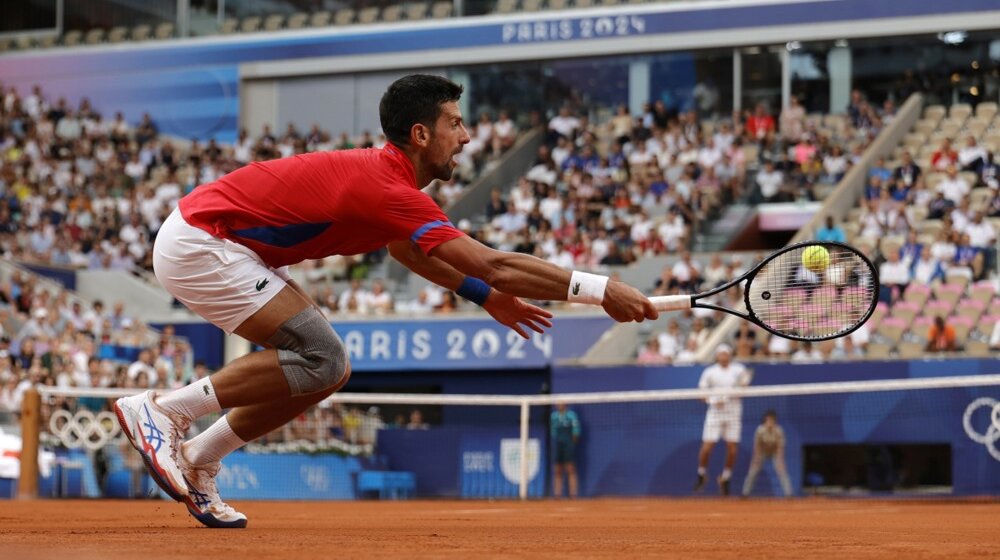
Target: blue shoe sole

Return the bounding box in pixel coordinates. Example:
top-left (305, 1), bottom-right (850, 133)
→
top-left (186, 506), bottom-right (248, 529)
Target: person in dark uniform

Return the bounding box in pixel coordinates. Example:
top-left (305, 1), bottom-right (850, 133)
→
top-left (550, 403), bottom-right (581, 498)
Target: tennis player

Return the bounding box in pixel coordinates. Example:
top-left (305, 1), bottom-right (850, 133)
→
top-left (694, 344), bottom-right (751, 496)
top-left (115, 74), bottom-right (658, 528)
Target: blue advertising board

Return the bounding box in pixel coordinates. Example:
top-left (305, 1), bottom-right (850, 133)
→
top-left (152, 315), bottom-right (611, 373)
top-left (566, 384), bottom-right (1000, 497)
top-left (553, 361), bottom-right (1000, 497)
top-left (333, 315), bottom-right (611, 371)
top-left (377, 426), bottom-right (546, 498)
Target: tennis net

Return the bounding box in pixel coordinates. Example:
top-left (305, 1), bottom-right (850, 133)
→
top-left (10, 374), bottom-right (1000, 500)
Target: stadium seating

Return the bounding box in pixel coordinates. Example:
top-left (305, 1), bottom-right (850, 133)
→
top-left (311, 11), bottom-right (334, 26)
top-left (131, 24), bottom-right (151, 41)
top-left (107, 27), bottom-right (129, 43)
top-left (287, 12), bottom-right (309, 29)
top-left (220, 17), bottom-right (239, 34)
top-left (62, 30), bottom-right (83, 46)
top-left (263, 14), bottom-right (285, 32)
top-left (332, 9), bottom-right (353, 26)
top-left (154, 23), bottom-right (175, 40)
top-left (240, 16), bottom-right (262, 33)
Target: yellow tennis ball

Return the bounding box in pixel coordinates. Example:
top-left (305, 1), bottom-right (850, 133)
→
top-left (802, 245), bottom-right (830, 273)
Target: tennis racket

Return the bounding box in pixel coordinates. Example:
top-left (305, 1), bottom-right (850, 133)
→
top-left (650, 241), bottom-right (879, 342)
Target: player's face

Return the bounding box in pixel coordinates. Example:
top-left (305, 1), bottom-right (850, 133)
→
top-left (717, 351), bottom-right (731, 367)
top-left (427, 102), bottom-right (471, 181)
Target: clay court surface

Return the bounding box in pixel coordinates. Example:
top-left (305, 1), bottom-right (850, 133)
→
top-left (2, 499), bottom-right (999, 559)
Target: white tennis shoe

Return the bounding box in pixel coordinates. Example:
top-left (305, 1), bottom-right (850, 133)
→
top-left (115, 390), bottom-right (190, 501)
top-left (180, 459), bottom-right (248, 529)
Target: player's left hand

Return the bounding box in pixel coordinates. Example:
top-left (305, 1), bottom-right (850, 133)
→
top-left (483, 291), bottom-right (554, 339)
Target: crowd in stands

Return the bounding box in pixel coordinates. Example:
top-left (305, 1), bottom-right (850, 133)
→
top-left (466, 91), bottom-right (876, 277)
top-left (0, 82), bottom-right (526, 433)
top-left (0, 271), bottom-right (195, 417)
top-left (639, 92), bottom-right (999, 363)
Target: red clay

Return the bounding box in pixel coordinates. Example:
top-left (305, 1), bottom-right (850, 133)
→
top-left (1, 499), bottom-right (998, 559)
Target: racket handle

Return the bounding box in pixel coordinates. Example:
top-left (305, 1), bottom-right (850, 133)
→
top-left (650, 295), bottom-right (692, 312)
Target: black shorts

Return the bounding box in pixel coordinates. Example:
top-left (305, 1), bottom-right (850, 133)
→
top-left (554, 440), bottom-right (576, 464)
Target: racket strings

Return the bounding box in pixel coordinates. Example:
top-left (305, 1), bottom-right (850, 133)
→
top-left (748, 245), bottom-right (876, 340)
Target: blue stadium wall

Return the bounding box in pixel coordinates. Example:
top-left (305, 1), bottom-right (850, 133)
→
top-left (210, 359), bottom-right (999, 499)
top-left (0, 0), bottom-right (997, 141)
top-left (550, 360), bottom-right (1000, 497)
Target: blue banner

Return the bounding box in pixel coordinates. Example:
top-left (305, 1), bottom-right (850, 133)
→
top-left (460, 429), bottom-right (546, 498)
top-left (213, 452), bottom-right (365, 500)
top-left (377, 426), bottom-right (546, 498)
top-left (333, 315), bottom-right (611, 371)
top-left (552, 361), bottom-right (1000, 497)
top-left (566, 385), bottom-right (1000, 497)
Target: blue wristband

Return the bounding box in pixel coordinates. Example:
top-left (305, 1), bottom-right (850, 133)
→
top-left (456, 276), bottom-right (491, 306)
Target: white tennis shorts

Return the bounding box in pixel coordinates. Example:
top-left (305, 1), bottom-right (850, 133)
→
top-left (702, 402), bottom-right (742, 443)
top-left (153, 208), bottom-right (290, 334)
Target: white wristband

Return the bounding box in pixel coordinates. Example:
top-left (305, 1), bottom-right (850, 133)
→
top-left (568, 271), bottom-right (609, 305)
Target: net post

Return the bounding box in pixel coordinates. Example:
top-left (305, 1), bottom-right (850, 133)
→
top-left (518, 399), bottom-right (529, 500)
top-left (18, 388), bottom-right (41, 500)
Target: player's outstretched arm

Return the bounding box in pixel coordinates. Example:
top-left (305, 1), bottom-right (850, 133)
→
top-left (387, 240), bottom-right (553, 338)
top-left (429, 235), bottom-right (658, 323)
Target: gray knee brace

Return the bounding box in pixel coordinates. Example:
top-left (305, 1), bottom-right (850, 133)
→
top-left (267, 307), bottom-right (349, 395)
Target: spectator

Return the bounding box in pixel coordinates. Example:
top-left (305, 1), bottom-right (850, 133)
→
top-left (367, 280), bottom-right (393, 315)
top-left (484, 188), bottom-right (507, 220)
top-left (911, 245), bottom-right (945, 284)
top-left (846, 89), bottom-right (865, 127)
top-left (980, 152), bottom-right (999, 189)
top-left (893, 151), bottom-right (921, 189)
top-left (637, 338), bottom-right (669, 364)
top-left (927, 191), bottom-right (955, 220)
top-left (492, 110), bottom-right (518, 156)
top-left (609, 104), bottom-right (633, 145)
top-left (936, 165), bottom-right (970, 205)
top-left (822, 145), bottom-right (849, 184)
top-left (755, 160), bottom-right (785, 202)
top-left (550, 403), bottom-right (581, 499)
top-left (338, 279), bottom-right (370, 314)
top-left (741, 410), bottom-right (793, 497)
top-left (695, 345), bottom-right (751, 496)
top-left (674, 338), bottom-right (699, 365)
top-left (925, 315), bottom-right (956, 352)
top-left (791, 341), bottom-right (822, 363)
top-left (965, 211), bottom-right (996, 250)
top-left (931, 139), bottom-right (958, 171)
top-left (958, 136), bottom-right (987, 174)
top-left (879, 251), bottom-right (911, 303)
top-left (779, 96), bottom-right (805, 141)
top-left (405, 409), bottom-right (429, 430)
top-left (815, 216), bottom-right (846, 243)
top-left (548, 106), bottom-right (581, 142)
top-left (657, 320), bottom-right (683, 359)
top-left (127, 349), bottom-right (158, 386)
top-left (746, 103), bottom-right (775, 142)
top-left (951, 233), bottom-right (983, 281)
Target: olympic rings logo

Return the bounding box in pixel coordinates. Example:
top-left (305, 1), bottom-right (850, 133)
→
top-left (962, 397), bottom-right (1000, 463)
top-left (49, 409), bottom-right (121, 450)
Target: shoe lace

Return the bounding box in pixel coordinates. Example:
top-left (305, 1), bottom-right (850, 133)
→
top-left (151, 392), bottom-right (191, 466)
top-left (189, 462), bottom-right (239, 516)
top-left (167, 419), bottom-right (189, 464)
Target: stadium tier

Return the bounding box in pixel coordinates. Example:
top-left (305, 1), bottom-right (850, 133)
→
top-left (0, 1), bottom-right (999, 556)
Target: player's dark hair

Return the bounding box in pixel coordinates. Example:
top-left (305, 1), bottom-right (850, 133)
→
top-left (379, 74), bottom-right (463, 147)
top-left (763, 410), bottom-right (777, 421)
